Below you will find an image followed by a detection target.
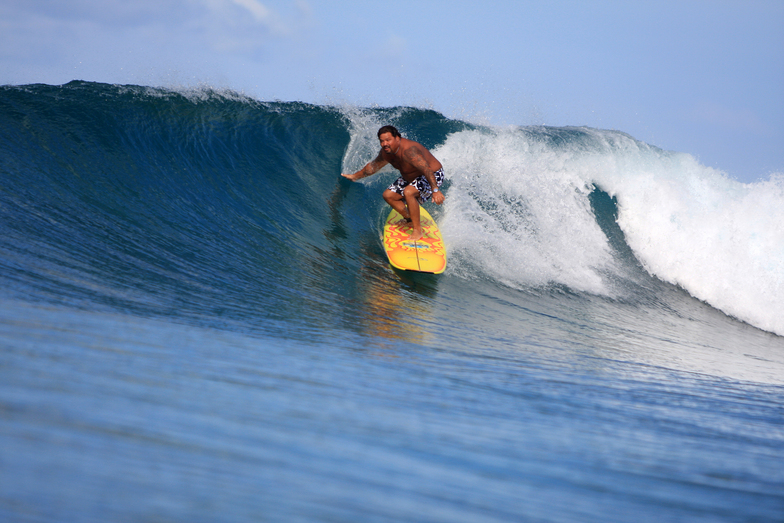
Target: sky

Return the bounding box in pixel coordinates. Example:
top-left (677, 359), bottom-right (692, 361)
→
top-left (1, 0), bottom-right (782, 183)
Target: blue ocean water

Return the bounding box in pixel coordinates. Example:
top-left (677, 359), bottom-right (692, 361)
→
top-left (1, 81), bottom-right (783, 522)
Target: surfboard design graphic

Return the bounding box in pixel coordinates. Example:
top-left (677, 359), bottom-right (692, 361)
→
top-left (382, 207), bottom-right (446, 274)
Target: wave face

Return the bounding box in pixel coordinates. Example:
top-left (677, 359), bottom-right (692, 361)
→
top-left (1, 81), bottom-right (356, 335)
top-left (1, 81), bottom-right (782, 337)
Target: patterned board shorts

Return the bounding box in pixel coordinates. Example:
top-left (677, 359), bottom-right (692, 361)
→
top-left (387, 168), bottom-right (445, 203)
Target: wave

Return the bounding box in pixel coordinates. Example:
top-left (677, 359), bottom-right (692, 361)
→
top-left (1, 81), bottom-right (782, 336)
top-left (420, 125), bottom-right (784, 335)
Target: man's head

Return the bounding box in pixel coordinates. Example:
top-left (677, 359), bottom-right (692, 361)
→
top-left (377, 125), bottom-right (402, 153)
top-left (377, 125), bottom-right (401, 139)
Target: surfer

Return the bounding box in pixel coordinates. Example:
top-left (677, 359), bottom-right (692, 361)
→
top-left (341, 125), bottom-right (445, 241)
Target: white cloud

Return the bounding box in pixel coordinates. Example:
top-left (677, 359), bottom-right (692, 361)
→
top-left (200, 0), bottom-right (287, 35)
top-left (230, 0), bottom-right (272, 23)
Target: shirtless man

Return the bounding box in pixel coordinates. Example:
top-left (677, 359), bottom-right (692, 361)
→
top-left (341, 125), bottom-right (445, 241)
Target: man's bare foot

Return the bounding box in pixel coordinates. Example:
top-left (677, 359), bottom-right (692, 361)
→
top-left (397, 217), bottom-right (412, 229)
top-left (397, 210), bottom-right (412, 225)
top-left (409, 229), bottom-right (424, 241)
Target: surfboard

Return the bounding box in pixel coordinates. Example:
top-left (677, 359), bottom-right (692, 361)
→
top-left (382, 206), bottom-right (447, 274)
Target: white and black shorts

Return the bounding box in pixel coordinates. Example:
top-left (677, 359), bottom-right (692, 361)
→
top-left (387, 168), bottom-right (445, 203)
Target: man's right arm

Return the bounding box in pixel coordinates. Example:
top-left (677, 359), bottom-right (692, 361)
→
top-left (342, 152), bottom-right (387, 181)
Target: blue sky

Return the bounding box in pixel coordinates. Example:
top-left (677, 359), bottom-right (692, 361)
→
top-left (2, 0), bottom-right (782, 183)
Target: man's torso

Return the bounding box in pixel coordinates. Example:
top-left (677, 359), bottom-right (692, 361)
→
top-left (382, 138), bottom-right (442, 182)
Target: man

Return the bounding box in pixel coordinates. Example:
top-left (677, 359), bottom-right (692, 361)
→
top-left (341, 125), bottom-right (445, 241)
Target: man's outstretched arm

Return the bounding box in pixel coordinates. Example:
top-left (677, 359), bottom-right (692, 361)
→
top-left (342, 152), bottom-right (387, 181)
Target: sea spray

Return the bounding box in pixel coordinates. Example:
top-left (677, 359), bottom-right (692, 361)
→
top-left (433, 126), bottom-right (784, 335)
top-left (437, 128), bottom-right (617, 295)
top-left (604, 163), bottom-right (784, 336)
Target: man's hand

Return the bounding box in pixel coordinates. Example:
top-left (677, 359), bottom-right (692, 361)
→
top-left (432, 191), bottom-right (445, 205)
top-left (341, 173), bottom-right (359, 181)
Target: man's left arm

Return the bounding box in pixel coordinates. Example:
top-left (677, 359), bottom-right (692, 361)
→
top-left (405, 147), bottom-right (444, 204)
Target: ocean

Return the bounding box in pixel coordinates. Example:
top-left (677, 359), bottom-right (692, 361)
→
top-left (1, 81), bottom-right (782, 522)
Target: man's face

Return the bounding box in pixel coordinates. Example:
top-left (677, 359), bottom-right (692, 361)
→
top-left (379, 132), bottom-right (400, 153)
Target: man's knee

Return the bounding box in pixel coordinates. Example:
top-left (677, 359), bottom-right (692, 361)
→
top-left (383, 189), bottom-right (400, 203)
top-left (403, 185), bottom-right (419, 199)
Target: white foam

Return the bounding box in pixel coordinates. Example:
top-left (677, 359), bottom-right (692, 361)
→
top-left (436, 126), bottom-right (784, 336)
top-left (437, 128), bottom-right (617, 295)
top-left (598, 154), bottom-right (784, 337)
top-left (338, 105), bottom-right (412, 176)
top-left (339, 107), bottom-right (386, 174)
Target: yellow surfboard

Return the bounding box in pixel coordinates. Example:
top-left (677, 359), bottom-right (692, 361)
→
top-left (383, 207), bottom-right (447, 274)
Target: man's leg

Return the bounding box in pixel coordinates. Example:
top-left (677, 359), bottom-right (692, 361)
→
top-left (403, 185), bottom-right (423, 241)
top-left (383, 189), bottom-right (410, 220)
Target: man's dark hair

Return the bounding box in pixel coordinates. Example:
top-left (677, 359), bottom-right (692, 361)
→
top-left (377, 125), bottom-right (401, 138)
